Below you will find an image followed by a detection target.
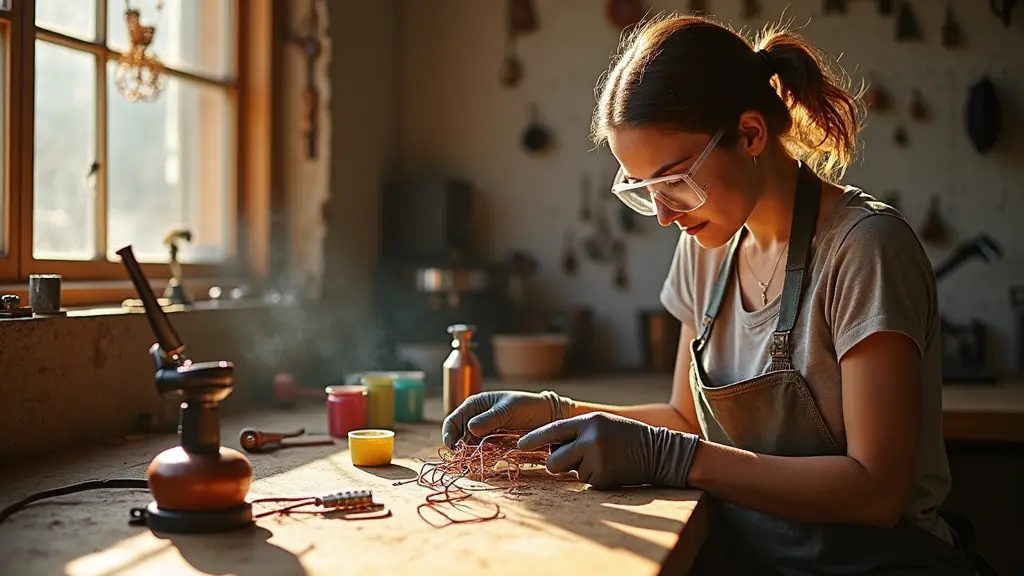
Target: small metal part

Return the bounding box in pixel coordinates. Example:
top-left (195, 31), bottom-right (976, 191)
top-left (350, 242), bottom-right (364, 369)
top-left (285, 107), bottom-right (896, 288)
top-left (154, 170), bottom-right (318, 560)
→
top-left (315, 490), bottom-right (374, 510)
top-left (0, 295), bottom-right (33, 318)
top-left (239, 427), bottom-right (335, 453)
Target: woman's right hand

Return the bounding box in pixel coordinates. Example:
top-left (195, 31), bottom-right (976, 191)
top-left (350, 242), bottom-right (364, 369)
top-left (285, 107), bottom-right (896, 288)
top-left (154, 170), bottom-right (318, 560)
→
top-left (441, 390), bottom-right (575, 449)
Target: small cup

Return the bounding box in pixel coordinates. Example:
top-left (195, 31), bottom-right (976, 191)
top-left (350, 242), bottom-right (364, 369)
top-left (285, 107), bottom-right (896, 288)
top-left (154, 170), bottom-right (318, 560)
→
top-left (348, 429), bottom-right (395, 467)
top-left (28, 274), bottom-right (62, 314)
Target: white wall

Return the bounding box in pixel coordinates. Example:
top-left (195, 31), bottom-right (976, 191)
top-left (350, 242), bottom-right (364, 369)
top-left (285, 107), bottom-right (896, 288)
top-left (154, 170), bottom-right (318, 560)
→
top-left (397, 0), bottom-right (1024, 373)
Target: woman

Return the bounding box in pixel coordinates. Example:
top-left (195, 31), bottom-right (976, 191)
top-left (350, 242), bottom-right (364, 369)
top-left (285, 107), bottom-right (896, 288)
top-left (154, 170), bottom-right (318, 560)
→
top-left (443, 14), bottom-right (975, 575)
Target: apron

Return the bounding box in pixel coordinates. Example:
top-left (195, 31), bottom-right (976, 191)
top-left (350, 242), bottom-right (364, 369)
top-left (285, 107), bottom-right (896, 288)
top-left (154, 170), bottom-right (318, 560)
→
top-left (686, 165), bottom-right (975, 576)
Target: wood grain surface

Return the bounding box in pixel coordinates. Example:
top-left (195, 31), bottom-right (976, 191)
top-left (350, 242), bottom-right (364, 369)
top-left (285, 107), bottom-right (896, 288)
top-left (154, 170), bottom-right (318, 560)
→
top-left (0, 393), bottom-right (707, 576)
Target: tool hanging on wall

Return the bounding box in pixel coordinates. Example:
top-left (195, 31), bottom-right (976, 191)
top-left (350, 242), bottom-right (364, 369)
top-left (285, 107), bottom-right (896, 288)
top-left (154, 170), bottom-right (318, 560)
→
top-left (877, 0), bottom-right (894, 15)
top-left (509, 0), bottom-right (538, 33)
top-left (579, 173), bottom-right (592, 222)
top-left (499, 0), bottom-right (536, 89)
top-left (919, 195), bottom-right (952, 247)
top-left (499, 36), bottom-right (523, 89)
top-left (824, 0), bottom-right (848, 15)
top-left (606, 0), bottom-right (645, 30)
top-left (895, 2), bottom-right (922, 41)
top-left (116, 0), bottom-right (165, 103)
top-left (521, 104), bottom-right (554, 155)
top-left (286, 0), bottom-right (323, 160)
top-left (941, 7), bottom-right (962, 49)
top-left (742, 0), bottom-right (761, 19)
top-left (893, 125), bottom-right (909, 147)
top-left (561, 230), bottom-right (579, 276)
top-left (966, 77), bottom-right (1002, 155)
top-left (583, 196), bottom-right (614, 262)
top-left (909, 89), bottom-right (929, 121)
top-left (990, 0), bottom-right (1017, 26)
top-left (611, 241), bottom-right (628, 290)
top-left (934, 235), bottom-right (1003, 383)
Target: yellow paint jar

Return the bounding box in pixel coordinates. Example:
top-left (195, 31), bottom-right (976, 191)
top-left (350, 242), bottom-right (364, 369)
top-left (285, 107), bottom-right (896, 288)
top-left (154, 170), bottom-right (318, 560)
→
top-left (360, 375), bottom-right (395, 429)
top-left (348, 429), bottom-right (395, 467)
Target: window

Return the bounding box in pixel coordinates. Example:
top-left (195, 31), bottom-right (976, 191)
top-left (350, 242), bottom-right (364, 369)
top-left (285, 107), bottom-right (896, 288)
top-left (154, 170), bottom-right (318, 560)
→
top-left (0, 23), bottom-right (6, 261)
top-left (0, 0), bottom-right (274, 298)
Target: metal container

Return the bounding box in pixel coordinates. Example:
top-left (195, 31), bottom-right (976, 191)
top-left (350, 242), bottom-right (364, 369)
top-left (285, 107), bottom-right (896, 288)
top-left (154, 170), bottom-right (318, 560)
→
top-left (28, 274), bottom-right (62, 313)
top-left (443, 324), bottom-right (482, 418)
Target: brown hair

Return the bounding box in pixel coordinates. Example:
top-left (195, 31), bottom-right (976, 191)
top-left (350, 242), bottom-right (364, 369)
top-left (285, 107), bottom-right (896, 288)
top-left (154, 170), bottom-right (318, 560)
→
top-left (591, 14), bottom-right (864, 182)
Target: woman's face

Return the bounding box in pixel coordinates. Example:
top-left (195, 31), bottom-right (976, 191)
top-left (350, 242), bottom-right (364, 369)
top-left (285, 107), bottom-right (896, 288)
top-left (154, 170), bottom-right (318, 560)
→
top-left (607, 121), bottom-right (763, 249)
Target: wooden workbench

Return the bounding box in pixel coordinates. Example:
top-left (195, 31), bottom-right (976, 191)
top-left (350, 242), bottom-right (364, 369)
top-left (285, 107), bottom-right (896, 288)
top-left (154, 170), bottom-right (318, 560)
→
top-left (0, 394), bottom-right (708, 576)
top-left (2, 373), bottom-right (1019, 576)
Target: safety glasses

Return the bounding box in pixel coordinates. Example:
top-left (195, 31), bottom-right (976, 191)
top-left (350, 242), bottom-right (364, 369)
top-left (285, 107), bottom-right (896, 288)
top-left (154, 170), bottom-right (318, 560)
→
top-left (611, 129), bottom-right (724, 216)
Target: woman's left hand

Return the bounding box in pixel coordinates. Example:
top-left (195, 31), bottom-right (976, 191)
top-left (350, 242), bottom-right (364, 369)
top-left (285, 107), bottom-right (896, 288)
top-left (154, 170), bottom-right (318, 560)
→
top-left (517, 412), bottom-right (700, 490)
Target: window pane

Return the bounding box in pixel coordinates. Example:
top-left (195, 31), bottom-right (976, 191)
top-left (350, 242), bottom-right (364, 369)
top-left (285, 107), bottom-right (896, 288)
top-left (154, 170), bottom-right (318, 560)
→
top-left (107, 61), bottom-right (234, 264)
top-left (33, 41), bottom-right (97, 261)
top-left (36, 0), bottom-right (96, 41)
top-left (107, 0), bottom-right (233, 78)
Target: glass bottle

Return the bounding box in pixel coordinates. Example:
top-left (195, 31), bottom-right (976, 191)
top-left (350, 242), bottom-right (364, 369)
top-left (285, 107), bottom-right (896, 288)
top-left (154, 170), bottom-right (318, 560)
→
top-left (443, 324), bottom-right (481, 418)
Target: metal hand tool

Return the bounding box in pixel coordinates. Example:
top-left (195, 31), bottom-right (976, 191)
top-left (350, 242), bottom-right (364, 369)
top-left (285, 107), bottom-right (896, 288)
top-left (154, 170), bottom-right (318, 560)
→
top-left (239, 427), bottom-right (335, 454)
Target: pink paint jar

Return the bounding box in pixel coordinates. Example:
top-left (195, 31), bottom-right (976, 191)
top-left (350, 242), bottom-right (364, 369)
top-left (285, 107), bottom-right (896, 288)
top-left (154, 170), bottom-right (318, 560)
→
top-left (325, 385), bottom-right (368, 438)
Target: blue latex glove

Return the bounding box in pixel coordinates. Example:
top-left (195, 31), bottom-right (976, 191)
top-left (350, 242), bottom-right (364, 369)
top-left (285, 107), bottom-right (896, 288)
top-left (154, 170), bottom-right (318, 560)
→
top-left (441, 390), bottom-right (575, 449)
top-left (516, 412), bottom-right (700, 490)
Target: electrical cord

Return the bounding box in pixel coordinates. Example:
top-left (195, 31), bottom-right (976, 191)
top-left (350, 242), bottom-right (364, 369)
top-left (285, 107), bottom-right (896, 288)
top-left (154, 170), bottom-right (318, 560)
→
top-left (1, 483), bottom-right (390, 525)
top-left (0, 479), bottom-right (149, 524)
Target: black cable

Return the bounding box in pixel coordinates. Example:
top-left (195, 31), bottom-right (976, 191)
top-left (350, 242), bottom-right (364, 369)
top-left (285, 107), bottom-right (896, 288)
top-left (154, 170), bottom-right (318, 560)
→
top-left (0, 478), bottom-right (149, 524)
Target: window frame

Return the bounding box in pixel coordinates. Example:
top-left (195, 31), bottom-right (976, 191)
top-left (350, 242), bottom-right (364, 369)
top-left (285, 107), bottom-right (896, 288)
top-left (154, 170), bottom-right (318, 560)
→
top-left (0, 0), bottom-right (275, 297)
top-left (0, 2), bottom-right (23, 283)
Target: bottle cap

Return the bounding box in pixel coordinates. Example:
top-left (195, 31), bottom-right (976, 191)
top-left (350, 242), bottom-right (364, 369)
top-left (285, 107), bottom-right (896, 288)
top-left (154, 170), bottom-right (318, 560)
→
top-left (447, 324), bottom-right (476, 338)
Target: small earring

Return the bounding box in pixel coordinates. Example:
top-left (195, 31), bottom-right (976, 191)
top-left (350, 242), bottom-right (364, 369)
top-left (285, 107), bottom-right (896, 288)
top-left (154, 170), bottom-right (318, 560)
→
top-left (752, 154), bottom-right (759, 165)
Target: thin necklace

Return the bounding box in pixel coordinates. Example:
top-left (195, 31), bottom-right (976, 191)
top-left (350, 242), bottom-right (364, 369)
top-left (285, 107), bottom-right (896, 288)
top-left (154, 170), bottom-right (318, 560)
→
top-left (743, 238), bottom-right (789, 307)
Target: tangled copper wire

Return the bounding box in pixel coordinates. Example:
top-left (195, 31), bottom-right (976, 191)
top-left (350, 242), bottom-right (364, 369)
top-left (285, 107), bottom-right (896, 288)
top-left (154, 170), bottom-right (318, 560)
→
top-left (396, 432), bottom-right (553, 528)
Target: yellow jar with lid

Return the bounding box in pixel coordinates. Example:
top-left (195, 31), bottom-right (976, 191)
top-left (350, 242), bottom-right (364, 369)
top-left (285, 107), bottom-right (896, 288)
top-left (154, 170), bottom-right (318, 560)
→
top-left (360, 375), bottom-right (395, 429)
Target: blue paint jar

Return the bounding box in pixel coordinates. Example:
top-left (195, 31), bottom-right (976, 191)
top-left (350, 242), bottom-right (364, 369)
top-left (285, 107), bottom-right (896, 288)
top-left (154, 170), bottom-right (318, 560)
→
top-left (392, 374), bottom-right (425, 423)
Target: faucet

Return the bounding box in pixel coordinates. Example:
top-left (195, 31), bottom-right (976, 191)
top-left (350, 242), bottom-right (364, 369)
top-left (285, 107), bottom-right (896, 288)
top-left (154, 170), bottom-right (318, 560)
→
top-left (163, 228), bottom-right (193, 305)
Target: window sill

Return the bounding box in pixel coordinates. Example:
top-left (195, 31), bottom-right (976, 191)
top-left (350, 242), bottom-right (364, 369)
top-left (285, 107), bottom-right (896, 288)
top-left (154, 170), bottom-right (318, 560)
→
top-left (0, 277), bottom-right (282, 317)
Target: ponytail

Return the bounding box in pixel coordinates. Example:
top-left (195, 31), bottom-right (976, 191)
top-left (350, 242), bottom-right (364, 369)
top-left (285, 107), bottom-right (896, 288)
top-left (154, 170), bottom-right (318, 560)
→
top-left (756, 25), bottom-right (864, 181)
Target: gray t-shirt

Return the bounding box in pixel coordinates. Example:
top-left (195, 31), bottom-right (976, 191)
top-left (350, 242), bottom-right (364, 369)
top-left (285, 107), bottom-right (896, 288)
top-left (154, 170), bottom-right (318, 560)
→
top-left (660, 187), bottom-right (954, 544)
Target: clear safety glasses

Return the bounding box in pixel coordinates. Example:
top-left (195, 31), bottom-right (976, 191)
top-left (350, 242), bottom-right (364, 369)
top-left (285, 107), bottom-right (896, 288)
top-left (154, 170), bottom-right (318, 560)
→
top-left (610, 129), bottom-right (724, 216)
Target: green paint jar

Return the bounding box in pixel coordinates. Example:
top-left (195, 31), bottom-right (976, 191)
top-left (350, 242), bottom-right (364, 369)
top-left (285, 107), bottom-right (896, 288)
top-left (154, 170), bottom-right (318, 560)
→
top-left (360, 375), bottom-right (395, 430)
top-left (392, 374), bottom-right (425, 423)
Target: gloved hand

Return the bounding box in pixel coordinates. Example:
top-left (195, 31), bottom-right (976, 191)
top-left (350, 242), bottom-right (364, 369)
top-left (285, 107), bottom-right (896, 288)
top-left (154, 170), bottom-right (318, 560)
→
top-left (516, 412), bottom-right (700, 490)
top-left (441, 390), bottom-right (575, 449)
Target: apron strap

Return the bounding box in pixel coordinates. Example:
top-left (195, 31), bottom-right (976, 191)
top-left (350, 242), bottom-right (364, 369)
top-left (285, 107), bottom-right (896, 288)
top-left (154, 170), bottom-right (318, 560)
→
top-left (696, 228), bottom-right (746, 351)
top-left (769, 163), bottom-right (822, 371)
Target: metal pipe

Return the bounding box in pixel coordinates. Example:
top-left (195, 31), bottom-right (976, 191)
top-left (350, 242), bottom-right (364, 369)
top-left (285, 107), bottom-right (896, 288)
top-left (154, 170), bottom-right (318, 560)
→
top-left (116, 245), bottom-right (186, 359)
